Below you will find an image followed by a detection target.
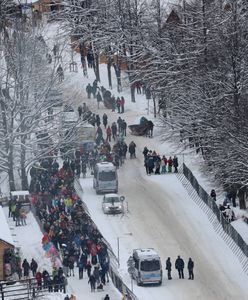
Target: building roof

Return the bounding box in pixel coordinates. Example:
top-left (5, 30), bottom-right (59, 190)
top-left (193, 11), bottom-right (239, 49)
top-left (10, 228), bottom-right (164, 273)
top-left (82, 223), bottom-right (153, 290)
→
top-left (0, 206), bottom-right (14, 247)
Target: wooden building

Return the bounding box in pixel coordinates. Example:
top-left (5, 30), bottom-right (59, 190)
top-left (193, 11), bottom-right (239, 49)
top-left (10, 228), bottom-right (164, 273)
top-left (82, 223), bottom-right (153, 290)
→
top-left (0, 206), bottom-right (15, 281)
top-left (32, 0), bottom-right (62, 13)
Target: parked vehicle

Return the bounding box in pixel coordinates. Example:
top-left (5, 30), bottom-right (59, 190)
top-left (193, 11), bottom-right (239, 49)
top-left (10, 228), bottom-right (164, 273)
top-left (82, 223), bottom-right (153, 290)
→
top-left (93, 162), bottom-right (118, 194)
top-left (10, 191), bottom-right (31, 211)
top-left (102, 193), bottom-right (125, 214)
top-left (130, 248), bottom-right (162, 286)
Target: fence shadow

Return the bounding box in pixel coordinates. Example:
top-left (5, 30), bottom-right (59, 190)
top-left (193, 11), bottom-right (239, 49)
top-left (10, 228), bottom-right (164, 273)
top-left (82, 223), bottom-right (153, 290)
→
top-left (176, 163), bottom-right (248, 274)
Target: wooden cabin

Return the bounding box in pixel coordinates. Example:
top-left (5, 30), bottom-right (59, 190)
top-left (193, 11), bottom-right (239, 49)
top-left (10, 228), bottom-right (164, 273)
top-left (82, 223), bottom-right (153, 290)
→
top-left (32, 0), bottom-right (62, 13)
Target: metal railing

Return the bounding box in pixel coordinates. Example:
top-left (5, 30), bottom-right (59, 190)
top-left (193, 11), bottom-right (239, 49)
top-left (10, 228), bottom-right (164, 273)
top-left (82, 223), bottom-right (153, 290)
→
top-left (0, 277), bottom-right (57, 300)
top-left (178, 163), bottom-right (248, 274)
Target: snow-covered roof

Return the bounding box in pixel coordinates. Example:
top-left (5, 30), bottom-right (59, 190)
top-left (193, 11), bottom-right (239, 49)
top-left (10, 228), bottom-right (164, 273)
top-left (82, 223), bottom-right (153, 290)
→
top-left (96, 162), bottom-right (115, 171)
top-left (133, 248), bottom-right (160, 260)
top-left (0, 206), bottom-right (14, 247)
top-left (104, 193), bottom-right (119, 198)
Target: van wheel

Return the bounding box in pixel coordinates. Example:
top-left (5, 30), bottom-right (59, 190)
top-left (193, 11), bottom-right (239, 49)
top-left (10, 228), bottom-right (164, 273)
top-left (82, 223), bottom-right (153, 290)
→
top-left (158, 281), bottom-right (162, 286)
top-left (137, 279), bottom-right (142, 286)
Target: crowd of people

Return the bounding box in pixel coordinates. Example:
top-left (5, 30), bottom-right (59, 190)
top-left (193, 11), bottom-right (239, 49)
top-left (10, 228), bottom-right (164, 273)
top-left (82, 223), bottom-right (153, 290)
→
top-left (166, 256), bottom-right (195, 280)
top-left (142, 147), bottom-right (179, 175)
top-left (28, 156), bottom-right (112, 294)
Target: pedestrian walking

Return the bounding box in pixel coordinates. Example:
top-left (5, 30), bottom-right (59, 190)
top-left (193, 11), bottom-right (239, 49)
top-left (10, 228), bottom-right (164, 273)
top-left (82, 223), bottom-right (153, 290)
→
top-left (30, 258), bottom-right (38, 277)
top-left (116, 97), bottom-right (121, 113)
top-left (187, 258), bottom-right (194, 280)
top-left (97, 92), bottom-right (102, 109)
top-left (121, 119), bottom-right (127, 136)
top-left (106, 126), bottom-right (112, 142)
top-left (104, 294), bottom-right (110, 300)
top-left (78, 106), bottom-right (82, 118)
top-left (93, 266), bottom-right (100, 285)
top-left (35, 271), bottom-right (42, 290)
top-left (22, 259), bottom-right (30, 279)
top-left (88, 274), bottom-right (96, 292)
top-left (86, 83), bottom-right (92, 99)
top-left (111, 122), bottom-right (117, 141)
top-left (128, 141), bottom-right (136, 159)
top-left (120, 96), bottom-right (125, 113)
top-left (103, 113), bottom-right (108, 128)
top-left (167, 156), bottom-right (173, 173)
top-left (86, 261), bottom-right (92, 278)
top-left (175, 255), bottom-right (184, 279)
top-left (161, 156), bottom-right (167, 174)
top-left (173, 155), bottom-right (178, 173)
top-left (166, 257), bottom-right (172, 280)
top-left (117, 117), bottom-right (122, 134)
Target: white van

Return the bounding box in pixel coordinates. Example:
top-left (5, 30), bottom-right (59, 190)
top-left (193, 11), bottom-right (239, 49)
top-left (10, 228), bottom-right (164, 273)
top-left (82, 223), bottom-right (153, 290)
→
top-left (132, 248), bottom-right (162, 286)
top-left (93, 162), bottom-right (118, 194)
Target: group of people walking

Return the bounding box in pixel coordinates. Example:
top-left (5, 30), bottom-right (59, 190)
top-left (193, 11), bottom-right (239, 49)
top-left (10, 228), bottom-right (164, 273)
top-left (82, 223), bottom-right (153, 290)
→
top-left (142, 147), bottom-right (179, 175)
top-left (166, 256), bottom-right (194, 280)
top-left (86, 81), bottom-right (126, 113)
top-left (30, 156), bottom-right (112, 295)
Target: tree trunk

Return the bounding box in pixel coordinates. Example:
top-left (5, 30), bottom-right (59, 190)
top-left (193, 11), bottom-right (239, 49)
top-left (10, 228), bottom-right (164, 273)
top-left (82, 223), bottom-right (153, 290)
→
top-left (93, 53), bottom-right (100, 82)
top-left (20, 140), bottom-right (28, 190)
top-left (153, 96), bottom-right (157, 118)
top-left (131, 84), bottom-right (135, 102)
top-left (107, 57), bottom-right (112, 89)
top-left (8, 146), bottom-right (16, 191)
top-left (113, 63), bottom-right (122, 92)
top-left (238, 188), bottom-right (246, 210)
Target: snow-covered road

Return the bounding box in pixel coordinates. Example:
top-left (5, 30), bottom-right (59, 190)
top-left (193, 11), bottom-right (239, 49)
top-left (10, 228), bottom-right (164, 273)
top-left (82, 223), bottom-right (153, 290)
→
top-left (77, 86), bottom-right (248, 300)
top-left (80, 153), bottom-right (248, 300)
top-left (43, 24), bottom-right (248, 298)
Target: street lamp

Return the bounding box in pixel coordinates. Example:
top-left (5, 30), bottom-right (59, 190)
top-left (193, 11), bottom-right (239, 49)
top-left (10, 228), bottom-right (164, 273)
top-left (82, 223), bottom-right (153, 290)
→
top-left (117, 233), bottom-right (132, 268)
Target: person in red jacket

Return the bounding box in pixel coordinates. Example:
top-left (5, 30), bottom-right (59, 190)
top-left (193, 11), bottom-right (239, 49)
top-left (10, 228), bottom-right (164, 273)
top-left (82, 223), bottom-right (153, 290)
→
top-left (168, 157), bottom-right (173, 172)
top-left (35, 271), bottom-right (42, 290)
top-left (106, 126), bottom-right (112, 142)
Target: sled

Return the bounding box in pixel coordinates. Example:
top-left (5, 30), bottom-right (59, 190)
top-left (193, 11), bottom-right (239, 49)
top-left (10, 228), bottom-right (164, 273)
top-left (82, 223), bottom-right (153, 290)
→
top-left (128, 117), bottom-right (151, 136)
top-left (128, 124), bottom-right (149, 136)
top-left (104, 98), bottom-right (115, 109)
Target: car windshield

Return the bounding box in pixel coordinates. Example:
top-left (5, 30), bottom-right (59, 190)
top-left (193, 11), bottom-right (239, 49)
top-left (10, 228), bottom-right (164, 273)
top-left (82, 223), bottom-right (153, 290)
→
top-left (140, 260), bottom-right (160, 272)
top-left (104, 197), bottom-right (119, 204)
top-left (99, 171), bottom-right (116, 181)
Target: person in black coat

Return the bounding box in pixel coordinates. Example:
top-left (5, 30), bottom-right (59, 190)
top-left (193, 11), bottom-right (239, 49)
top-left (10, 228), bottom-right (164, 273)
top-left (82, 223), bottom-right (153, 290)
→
top-left (22, 259), bottom-right (30, 278)
top-left (173, 156), bottom-right (178, 173)
top-left (128, 141), bottom-right (136, 159)
top-left (166, 257), bottom-right (172, 280)
top-left (86, 84), bottom-right (92, 99)
top-left (96, 114), bottom-right (101, 127)
top-left (96, 92), bottom-right (102, 109)
top-left (88, 274), bottom-right (96, 292)
top-left (187, 258), bottom-right (194, 280)
top-left (210, 189), bottom-right (216, 201)
top-left (103, 113), bottom-right (108, 128)
top-left (30, 258), bottom-right (38, 277)
top-left (104, 295), bottom-right (110, 300)
top-left (175, 255), bottom-right (184, 279)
